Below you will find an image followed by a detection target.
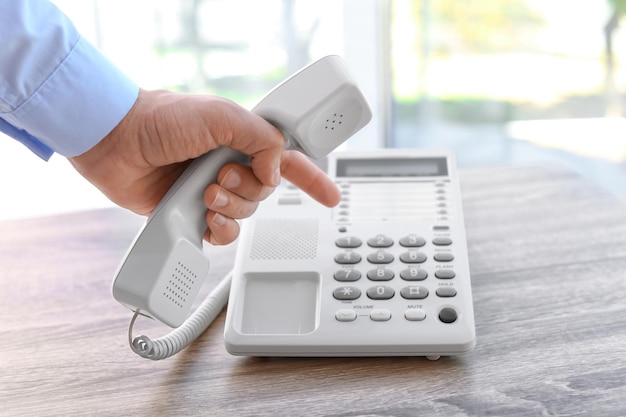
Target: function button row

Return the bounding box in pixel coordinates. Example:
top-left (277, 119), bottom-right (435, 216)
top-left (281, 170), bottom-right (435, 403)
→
top-left (333, 285), bottom-right (456, 301)
top-left (334, 268), bottom-right (455, 282)
top-left (335, 307), bottom-right (457, 324)
top-left (334, 309), bottom-right (392, 322)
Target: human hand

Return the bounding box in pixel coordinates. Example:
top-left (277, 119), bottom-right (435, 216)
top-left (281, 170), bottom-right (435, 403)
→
top-left (69, 89), bottom-right (341, 244)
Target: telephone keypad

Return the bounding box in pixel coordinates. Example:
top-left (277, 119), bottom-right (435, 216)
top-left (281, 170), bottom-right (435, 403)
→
top-left (334, 232), bottom-right (460, 324)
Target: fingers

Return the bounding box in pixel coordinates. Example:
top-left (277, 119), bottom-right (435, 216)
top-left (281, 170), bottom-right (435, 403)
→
top-left (203, 211), bottom-right (240, 245)
top-left (203, 163), bottom-right (275, 245)
top-left (215, 100), bottom-right (284, 188)
top-left (280, 151), bottom-right (341, 207)
top-left (203, 152), bottom-right (342, 245)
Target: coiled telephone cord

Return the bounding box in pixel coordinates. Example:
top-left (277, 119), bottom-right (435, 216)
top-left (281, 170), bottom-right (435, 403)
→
top-left (127, 271), bottom-right (232, 360)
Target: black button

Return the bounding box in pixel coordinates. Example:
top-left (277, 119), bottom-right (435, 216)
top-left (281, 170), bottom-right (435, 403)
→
top-left (439, 307), bottom-right (458, 323)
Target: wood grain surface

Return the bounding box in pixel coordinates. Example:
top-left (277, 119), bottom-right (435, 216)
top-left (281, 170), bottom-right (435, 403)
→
top-left (1, 164), bottom-right (626, 417)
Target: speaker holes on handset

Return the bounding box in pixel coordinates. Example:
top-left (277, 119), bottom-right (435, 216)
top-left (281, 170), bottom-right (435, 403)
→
top-left (325, 113), bottom-right (344, 131)
top-left (163, 261), bottom-right (198, 308)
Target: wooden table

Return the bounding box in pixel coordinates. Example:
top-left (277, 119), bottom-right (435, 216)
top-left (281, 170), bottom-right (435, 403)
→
top-left (1, 165), bottom-right (626, 416)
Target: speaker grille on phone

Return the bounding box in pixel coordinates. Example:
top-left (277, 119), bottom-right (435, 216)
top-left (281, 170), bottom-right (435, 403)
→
top-left (250, 218), bottom-right (318, 260)
top-left (163, 261), bottom-right (197, 308)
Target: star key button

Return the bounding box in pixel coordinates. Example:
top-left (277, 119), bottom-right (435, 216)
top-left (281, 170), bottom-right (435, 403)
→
top-left (333, 286), bottom-right (361, 300)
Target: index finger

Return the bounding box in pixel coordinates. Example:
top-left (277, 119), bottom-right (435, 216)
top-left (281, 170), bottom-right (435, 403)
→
top-left (279, 150), bottom-right (341, 207)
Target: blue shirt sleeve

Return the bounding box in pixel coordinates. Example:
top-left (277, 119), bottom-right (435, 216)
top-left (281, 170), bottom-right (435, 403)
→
top-left (0, 0), bottom-right (139, 160)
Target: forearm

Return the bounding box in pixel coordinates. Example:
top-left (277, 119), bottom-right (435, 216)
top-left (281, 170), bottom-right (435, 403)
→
top-left (0, 0), bottom-right (138, 159)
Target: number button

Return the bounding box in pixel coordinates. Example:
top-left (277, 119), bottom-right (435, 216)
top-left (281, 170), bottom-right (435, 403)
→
top-left (334, 252), bottom-right (362, 264)
top-left (367, 268), bottom-right (394, 281)
top-left (335, 237), bottom-right (362, 248)
top-left (367, 250), bottom-right (394, 264)
top-left (399, 235), bottom-right (426, 247)
top-left (366, 285), bottom-right (395, 300)
top-left (367, 234), bottom-right (394, 248)
top-left (400, 251), bottom-right (427, 264)
top-left (400, 268), bottom-right (428, 281)
top-left (334, 269), bottom-right (362, 282)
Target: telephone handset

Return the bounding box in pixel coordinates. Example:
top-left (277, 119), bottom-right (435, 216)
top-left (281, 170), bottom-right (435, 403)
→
top-left (112, 56), bottom-right (372, 358)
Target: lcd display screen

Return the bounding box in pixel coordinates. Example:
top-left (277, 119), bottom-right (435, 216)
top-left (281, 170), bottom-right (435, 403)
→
top-left (336, 157), bottom-right (448, 177)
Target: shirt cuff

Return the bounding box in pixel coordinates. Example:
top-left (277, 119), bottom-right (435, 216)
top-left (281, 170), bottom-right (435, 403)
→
top-left (1, 36), bottom-right (139, 158)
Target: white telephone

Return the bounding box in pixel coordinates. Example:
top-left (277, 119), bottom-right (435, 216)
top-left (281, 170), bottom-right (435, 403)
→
top-left (224, 149), bottom-right (476, 359)
top-left (112, 56), bottom-right (373, 358)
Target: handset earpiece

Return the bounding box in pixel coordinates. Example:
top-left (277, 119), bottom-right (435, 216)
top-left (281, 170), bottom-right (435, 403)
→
top-left (112, 55), bottom-right (371, 329)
